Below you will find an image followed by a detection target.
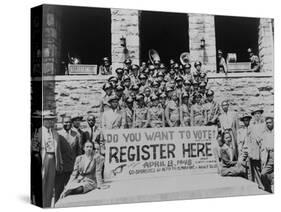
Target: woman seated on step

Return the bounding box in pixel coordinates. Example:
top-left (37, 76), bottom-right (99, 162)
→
top-left (60, 141), bottom-right (106, 199)
top-left (220, 131), bottom-right (248, 177)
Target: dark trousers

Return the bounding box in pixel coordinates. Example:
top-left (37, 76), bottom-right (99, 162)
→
top-left (55, 171), bottom-right (71, 202)
top-left (248, 159), bottom-right (264, 190)
top-left (261, 153), bottom-right (274, 193)
top-left (31, 153), bottom-right (42, 207)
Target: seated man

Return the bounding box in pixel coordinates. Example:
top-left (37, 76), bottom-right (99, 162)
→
top-left (220, 131), bottom-right (248, 177)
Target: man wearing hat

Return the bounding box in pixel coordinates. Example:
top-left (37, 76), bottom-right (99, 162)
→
top-left (56, 116), bottom-right (81, 202)
top-left (217, 50), bottom-right (228, 74)
top-left (237, 113), bottom-right (253, 177)
top-left (260, 116), bottom-right (274, 192)
top-left (182, 63), bottom-right (192, 82)
top-left (147, 94), bottom-right (165, 128)
top-left (101, 94), bottom-right (124, 129)
top-left (143, 87), bottom-right (152, 108)
top-left (248, 48), bottom-right (260, 72)
top-left (129, 83), bottom-right (139, 100)
top-left (100, 82), bottom-right (113, 113)
top-left (133, 94), bottom-right (149, 128)
top-left (122, 75), bottom-right (131, 98)
top-left (180, 92), bottom-right (191, 127)
top-left (115, 68), bottom-right (124, 81)
top-left (98, 57), bottom-right (112, 75)
top-left (83, 115), bottom-right (102, 147)
top-left (147, 64), bottom-right (156, 84)
top-left (192, 60), bottom-right (205, 80)
top-left (129, 64), bottom-right (140, 84)
top-left (164, 68), bottom-right (176, 83)
top-left (203, 90), bottom-right (220, 126)
top-left (31, 111), bottom-right (43, 206)
top-left (124, 58), bottom-right (132, 71)
top-left (115, 83), bottom-right (126, 109)
top-left (38, 110), bottom-right (63, 207)
top-left (108, 76), bottom-right (118, 89)
top-left (71, 113), bottom-right (84, 150)
top-left (138, 73), bottom-right (148, 94)
top-left (122, 96), bottom-right (135, 129)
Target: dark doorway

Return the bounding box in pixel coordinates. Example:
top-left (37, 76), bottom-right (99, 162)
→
top-left (215, 16), bottom-right (259, 62)
top-left (140, 11), bottom-right (189, 65)
top-left (60, 6), bottom-right (111, 73)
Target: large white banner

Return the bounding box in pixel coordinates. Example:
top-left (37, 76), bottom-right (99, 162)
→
top-left (103, 126), bottom-right (218, 180)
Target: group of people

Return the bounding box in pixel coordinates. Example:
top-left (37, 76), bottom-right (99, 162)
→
top-left (31, 51), bottom-right (271, 208)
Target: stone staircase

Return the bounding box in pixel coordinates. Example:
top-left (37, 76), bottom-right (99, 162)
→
top-left (55, 173), bottom-right (267, 208)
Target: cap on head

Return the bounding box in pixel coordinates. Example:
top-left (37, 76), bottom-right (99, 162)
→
top-left (115, 68), bottom-right (124, 75)
top-left (108, 94), bottom-right (119, 103)
top-left (138, 73), bottom-right (147, 80)
top-left (182, 92), bottom-right (189, 99)
top-left (123, 75), bottom-right (131, 82)
top-left (124, 58), bottom-right (132, 65)
top-left (251, 108), bottom-right (264, 116)
top-left (131, 84), bottom-right (139, 91)
top-left (199, 81), bottom-right (207, 88)
top-left (150, 94), bottom-right (159, 101)
top-left (159, 92), bottom-right (167, 98)
top-left (240, 112), bottom-right (252, 121)
top-left (136, 93), bottom-right (145, 101)
top-left (206, 89), bottom-right (214, 97)
top-left (194, 61), bottom-right (202, 67)
top-left (108, 76), bottom-right (118, 83)
top-left (115, 84), bottom-right (125, 92)
top-left (184, 63), bottom-right (191, 69)
top-left (184, 79), bottom-right (192, 86)
top-left (102, 82), bottom-right (112, 91)
top-left (132, 64), bottom-right (139, 70)
top-left (218, 50), bottom-right (223, 55)
top-left (125, 96), bottom-right (134, 103)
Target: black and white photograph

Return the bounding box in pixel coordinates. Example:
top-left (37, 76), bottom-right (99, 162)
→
top-left (30, 4), bottom-right (274, 208)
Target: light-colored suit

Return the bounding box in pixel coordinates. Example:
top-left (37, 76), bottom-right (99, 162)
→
top-left (62, 153), bottom-right (104, 195)
top-left (101, 108), bottom-right (124, 129)
top-left (38, 126), bottom-right (63, 208)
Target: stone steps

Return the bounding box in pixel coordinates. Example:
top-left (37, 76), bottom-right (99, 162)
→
top-left (55, 173), bottom-right (268, 208)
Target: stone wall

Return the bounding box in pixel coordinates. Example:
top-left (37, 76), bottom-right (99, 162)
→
top-left (38, 74), bottom-right (273, 129)
top-left (188, 14), bottom-right (217, 72)
top-left (258, 18), bottom-right (274, 72)
top-left (111, 9), bottom-right (140, 72)
top-left (42, 5), bottom-right (61, 75)
top-left (208, 76), bottom-right (274, 116)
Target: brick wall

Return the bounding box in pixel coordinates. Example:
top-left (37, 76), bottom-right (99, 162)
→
top-left (111, 9), bottom-right (140, 72)
top-left (258, 18), bottom-right (274, 72)
top-left (188, 14), bottom-right (217, 72)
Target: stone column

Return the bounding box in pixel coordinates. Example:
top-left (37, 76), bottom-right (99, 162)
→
top-left (258, 18), bottom-right (274, 72)
top-left (188, 14), bottom-right (216, 72)
top-left (41, 5), bottom-right (62, 115)
top-left (111, 9), bottom-right (140, 72)
top-left (42, 5), bottom-right (61, 76)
